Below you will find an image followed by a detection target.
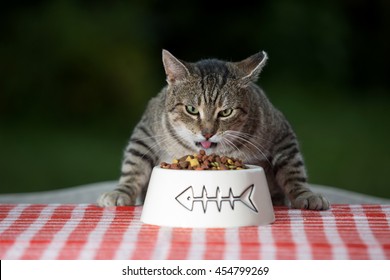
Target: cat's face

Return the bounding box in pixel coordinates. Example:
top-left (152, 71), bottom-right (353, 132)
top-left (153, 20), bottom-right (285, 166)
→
top-left (166, 75), bottom-right (250, 152)
top-left (162, 50), bottom-right (268, 153)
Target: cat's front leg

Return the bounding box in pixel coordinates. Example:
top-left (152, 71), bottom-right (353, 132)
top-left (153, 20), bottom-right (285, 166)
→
top-left (275, 164), bottom-right (329, 210)
top-left (98, 138), bottom-right (157, 207)
top-left (272, 136), bottom-right (330, 210)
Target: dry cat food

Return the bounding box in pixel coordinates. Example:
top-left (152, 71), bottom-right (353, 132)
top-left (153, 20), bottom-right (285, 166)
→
top-left (160, 150), bottom-right (248, 170)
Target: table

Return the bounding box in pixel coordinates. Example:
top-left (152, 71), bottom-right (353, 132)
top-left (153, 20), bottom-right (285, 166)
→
top-left (0, 204), bottom-right (389, 260)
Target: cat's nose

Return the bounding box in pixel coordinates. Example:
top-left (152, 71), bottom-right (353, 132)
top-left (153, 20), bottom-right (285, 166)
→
top-left (202, 133), bottom-right (214, 140)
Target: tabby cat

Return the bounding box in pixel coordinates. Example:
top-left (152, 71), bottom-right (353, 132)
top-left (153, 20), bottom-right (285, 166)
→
top-left (98, 50), bottom-right (329, 210)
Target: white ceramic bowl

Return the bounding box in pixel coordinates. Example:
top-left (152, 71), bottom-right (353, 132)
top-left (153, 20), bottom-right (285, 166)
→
top-left (140, 165), bottom-right (275, 228)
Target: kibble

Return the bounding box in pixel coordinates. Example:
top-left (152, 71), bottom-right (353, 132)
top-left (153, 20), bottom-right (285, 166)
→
top-left (160, 150), bottom-right (248, 170)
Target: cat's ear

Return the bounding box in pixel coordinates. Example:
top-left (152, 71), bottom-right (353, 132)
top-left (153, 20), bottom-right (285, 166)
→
top-left (162, 49), bottom-right (190, 85)
top-left (236, 51), bottom-right (268, 83)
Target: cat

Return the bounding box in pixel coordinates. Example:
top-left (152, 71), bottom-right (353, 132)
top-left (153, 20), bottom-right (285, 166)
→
top-left (98, 50), bottom-right (330, 210)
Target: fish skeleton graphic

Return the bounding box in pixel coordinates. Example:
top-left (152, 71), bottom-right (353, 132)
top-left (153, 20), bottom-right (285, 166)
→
top-left (175, 185), bottom-right (258, 213)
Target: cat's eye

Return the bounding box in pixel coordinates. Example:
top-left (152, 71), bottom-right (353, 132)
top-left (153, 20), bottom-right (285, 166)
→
top-left (218, 108), bottom-right (233, 118)
top-left (185, 105), bottom-right (199, 115)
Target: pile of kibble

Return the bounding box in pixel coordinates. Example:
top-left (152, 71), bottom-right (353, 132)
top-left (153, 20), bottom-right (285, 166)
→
top-left (160, 150), bottom-right (248, 170)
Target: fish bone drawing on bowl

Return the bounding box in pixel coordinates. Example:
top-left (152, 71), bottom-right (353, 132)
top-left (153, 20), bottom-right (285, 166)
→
top-left (140, 165), bottom-right (275, 228)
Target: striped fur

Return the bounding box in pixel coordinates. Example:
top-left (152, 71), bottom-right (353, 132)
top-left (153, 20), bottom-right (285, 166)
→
top-left (98, 50), bottom-right (329, 210)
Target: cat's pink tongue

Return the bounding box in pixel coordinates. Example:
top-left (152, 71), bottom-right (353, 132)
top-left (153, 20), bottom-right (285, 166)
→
top-left (200, 141), bottom-right (212, 149)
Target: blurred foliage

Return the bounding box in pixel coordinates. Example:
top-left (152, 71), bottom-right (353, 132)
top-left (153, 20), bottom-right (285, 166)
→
top-left (0, 0), bottom-right (389, 198)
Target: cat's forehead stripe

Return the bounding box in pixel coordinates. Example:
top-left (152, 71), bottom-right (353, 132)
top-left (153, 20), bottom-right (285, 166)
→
top-left (195, 60), bottom-right (231, 105)
top-left (196, 59), bottom-right (231, 78)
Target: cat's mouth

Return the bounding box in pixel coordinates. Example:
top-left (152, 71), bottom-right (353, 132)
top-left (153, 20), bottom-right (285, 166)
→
top-left (195, 141), bottom-right (217, 149)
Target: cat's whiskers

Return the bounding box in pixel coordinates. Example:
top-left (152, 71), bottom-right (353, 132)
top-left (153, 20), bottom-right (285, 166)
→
top-left (223, 136), bottom-right (262, 163)
top-left (224, 131), bottom-right (272, 166)
top-left (226, 129), bottom-right (275, 145)
top-left (219, 139), bottom-right (227, 153)
top-left (220, 137), bottom-right (250, 162)
top-left (226, 131), bottom-right (268, 156)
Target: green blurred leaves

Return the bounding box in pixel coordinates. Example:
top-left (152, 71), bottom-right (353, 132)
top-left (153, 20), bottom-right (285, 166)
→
top-left (1, 1), bottom-right (158, 122)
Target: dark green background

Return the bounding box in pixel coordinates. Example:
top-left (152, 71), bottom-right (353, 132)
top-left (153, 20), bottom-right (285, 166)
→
top-left (1, 0), bottom-right (389, 198)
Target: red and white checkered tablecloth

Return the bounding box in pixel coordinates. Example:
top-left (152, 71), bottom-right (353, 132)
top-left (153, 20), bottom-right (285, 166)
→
top-left (0, 204), bottom-right (389, 260)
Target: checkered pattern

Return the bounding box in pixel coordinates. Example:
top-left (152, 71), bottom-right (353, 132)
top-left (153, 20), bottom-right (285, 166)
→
top-left (0, 204), bottom-right (389, 259)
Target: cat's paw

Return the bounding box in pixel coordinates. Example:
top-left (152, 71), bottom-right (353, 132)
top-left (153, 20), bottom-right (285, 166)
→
top-left (291, 192), bottom-right (330, 210)
top-left (97, 190), bottom-right (135, 207)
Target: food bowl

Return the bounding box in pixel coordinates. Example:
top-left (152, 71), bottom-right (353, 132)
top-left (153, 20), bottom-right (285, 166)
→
top-left (140, 165), bottom-right (275, 228)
